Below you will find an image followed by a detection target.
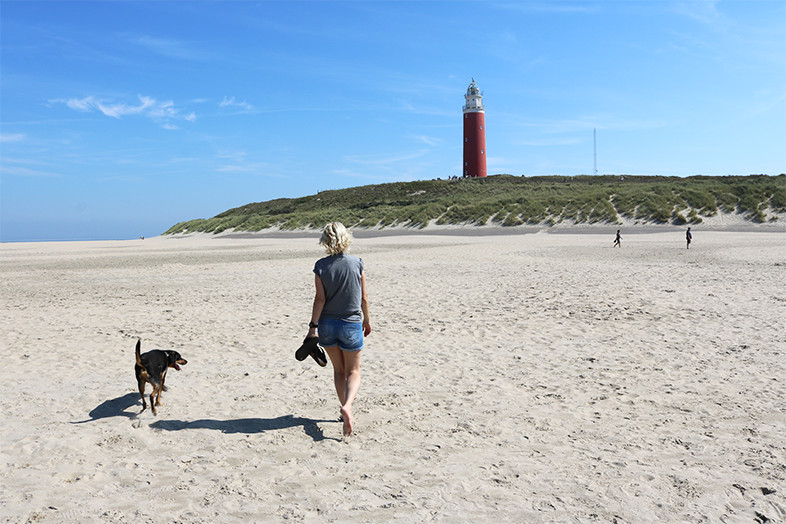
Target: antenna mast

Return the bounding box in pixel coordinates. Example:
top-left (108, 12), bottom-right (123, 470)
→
top-left (593, 128), bottom-right (597, 175)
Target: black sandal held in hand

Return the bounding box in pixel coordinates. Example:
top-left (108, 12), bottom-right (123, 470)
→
top-left (296, 336), bottom-right (327, 367)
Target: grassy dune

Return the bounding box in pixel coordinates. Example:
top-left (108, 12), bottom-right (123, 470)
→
top-left (164, 174), bottom-right (785, 235)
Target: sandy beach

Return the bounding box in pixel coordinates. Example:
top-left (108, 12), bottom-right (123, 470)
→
top-left (1, 228), bottom-right (784, 523)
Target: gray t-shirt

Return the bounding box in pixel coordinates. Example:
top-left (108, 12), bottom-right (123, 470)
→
top-left (313, 254), bottom-right (364, 322)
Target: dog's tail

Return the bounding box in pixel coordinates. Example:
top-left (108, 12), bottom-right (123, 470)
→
top-left (135, 338), bottom-right (143, 366)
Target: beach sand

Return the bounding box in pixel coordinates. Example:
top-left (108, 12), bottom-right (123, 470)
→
top-left (1, 229), bottom-right (784, 522)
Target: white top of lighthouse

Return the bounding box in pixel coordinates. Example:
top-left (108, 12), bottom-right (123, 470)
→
top-left (462, 78), bottom-right (484, 113)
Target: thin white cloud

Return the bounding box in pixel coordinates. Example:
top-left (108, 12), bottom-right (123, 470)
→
top-left (54, 95), bottom-right (197, 126)
top-left (96, 96), bottom-right (156, 118)
top-left (410, 135), bottom-right (444, 146)
top-left (1, 165), bottom-right (62, 178)
top-left (0, 133), bottom-right (26, 142)
top-left (216, 150), bottom-right (249, 162)
top-left (672, 0), bottom-right (724, 26)
top-left (131, 35), bottom-right (205, 60)
top-left (65, 96), bottom-right (95, 112)
top-left (220, 96), bottom-right (255, 112)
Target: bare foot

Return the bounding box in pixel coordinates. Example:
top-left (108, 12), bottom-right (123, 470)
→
top-left (340, 406), bottom-right (353, 436)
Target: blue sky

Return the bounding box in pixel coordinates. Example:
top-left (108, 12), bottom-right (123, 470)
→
top-left (1, 0), bottom-right (784, 241)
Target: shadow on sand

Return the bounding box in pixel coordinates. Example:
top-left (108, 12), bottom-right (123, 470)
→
top-left (71, 392), bottom-right (140, 424)
top-left (72, 397), bottom-right (338, 442)
top-left (149, 415), bottom-right (340, 442)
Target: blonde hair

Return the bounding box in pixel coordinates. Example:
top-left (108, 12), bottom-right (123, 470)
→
top-left (319, 222), bottom-right (353, 255)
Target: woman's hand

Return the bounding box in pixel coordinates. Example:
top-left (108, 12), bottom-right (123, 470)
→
top-left (308, 274), bottom-right (326, 340)
top-left (363, 321), bottom-right (372, 336)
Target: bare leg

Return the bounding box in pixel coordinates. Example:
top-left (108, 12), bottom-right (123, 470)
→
top-left (324, 346), bottom-right (346, 405)
top-left (325, 346), bottom-right (362, 435)
top-left (340, 350), bottom-right (362, 436)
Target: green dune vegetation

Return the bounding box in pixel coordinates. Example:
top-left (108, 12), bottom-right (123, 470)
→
top-left (164, 174), bottom-right (785, 235)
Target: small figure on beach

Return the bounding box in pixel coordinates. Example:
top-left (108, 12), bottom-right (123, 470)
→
top-left (686, 227), bottom-right (692, 249)
top-left (613, 230), bottom-right (622, 248)
top-left (308, 222), bottom-right (372, 437)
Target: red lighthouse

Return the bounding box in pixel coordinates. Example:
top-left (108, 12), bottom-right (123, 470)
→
top-left (463, 79), bottom-right (486, 177)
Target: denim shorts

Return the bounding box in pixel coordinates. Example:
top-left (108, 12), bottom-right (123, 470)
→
top-left (318, 318), bottom-right (364, 352)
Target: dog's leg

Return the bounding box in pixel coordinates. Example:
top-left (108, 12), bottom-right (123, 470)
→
top-left (138, 380), bottom-right (147, 412)
top-left (150, 388), bottom-right (158, 415)
top-left (155, 370), bottom-right (168, 407)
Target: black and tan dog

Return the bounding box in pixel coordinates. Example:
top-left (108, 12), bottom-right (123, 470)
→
top-left (134, 339), bottom-right (187, 415)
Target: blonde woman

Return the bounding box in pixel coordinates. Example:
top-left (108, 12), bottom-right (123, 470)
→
top-left (308, 222), bottom-right (371, 436)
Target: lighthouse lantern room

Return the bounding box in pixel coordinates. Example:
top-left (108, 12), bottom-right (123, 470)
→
top-left (462, 79), bottom-right (487, 178)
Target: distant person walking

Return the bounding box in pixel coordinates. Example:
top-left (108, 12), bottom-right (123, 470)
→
top-left (307, 222), bottom-right (371, 437)
top-left (613, 230), bottom-right (622, 248)
top-left (686, 227), bottom-right (692, 249)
